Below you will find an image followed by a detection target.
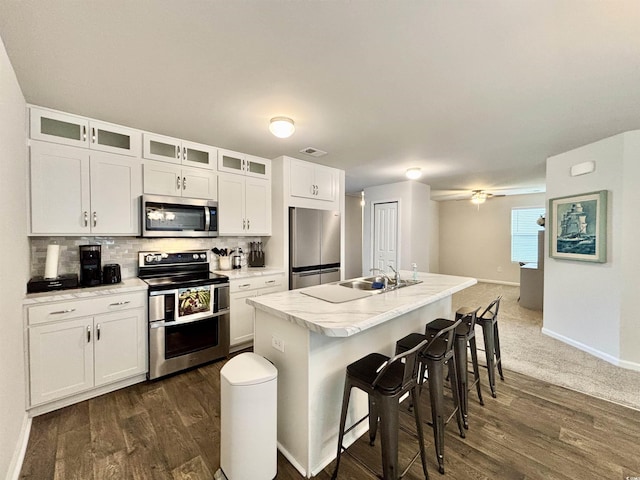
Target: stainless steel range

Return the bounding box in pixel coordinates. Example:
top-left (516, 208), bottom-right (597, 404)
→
top-left (138, 250), bottom-right (230, 380)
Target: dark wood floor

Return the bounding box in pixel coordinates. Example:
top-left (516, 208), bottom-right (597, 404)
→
top-left (20, 356), bottom-right (640, 480)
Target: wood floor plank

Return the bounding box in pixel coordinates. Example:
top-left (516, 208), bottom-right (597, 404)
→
top-left (54, 427), bottom-right (93, 480)
top-left (171, 455), bottom-right (213, 480)
top-left (120, 411), bottom-right (173, 480)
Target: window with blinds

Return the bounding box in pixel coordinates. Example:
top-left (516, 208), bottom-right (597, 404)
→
top-left (511, 207), bottom-right (545, 263)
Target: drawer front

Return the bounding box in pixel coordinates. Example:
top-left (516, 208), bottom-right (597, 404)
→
top-left (28, 292), bottom-right (146, 326)
top-left (259, 275), bottom-right (284, 290)
top-left (230, 278), bottom-right (259, 293)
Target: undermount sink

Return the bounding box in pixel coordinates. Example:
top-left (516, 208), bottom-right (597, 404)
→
top-left (338, 277), bottom-right (423, 292)
top-left (338, 280), bottom-right (384, 292)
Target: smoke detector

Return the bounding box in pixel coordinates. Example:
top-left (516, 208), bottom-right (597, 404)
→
top-left (299, 147), bottom-right (327, 158)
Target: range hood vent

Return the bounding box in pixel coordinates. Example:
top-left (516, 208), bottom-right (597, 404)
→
top-left (299, 147), bottom-right (327, 158)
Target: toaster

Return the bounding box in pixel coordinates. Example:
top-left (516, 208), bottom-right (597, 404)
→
top-left (102, 264), bottom-right (121, 284)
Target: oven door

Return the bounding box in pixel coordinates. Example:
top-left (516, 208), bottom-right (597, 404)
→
top-left (149, 311), bottom-right (230, 380)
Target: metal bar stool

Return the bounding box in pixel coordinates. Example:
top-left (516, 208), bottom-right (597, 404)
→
top-left (476, 296), bottom-right (504, 398)
top-left (425, 307), bottom-right (482, 430)
top-left (395, 320), bottom-right (463, 474)
top-left (331, 339), bottom-right (430, 480)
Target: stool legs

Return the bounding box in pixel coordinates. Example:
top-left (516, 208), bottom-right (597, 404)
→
top-left (368, 396), bottom-right (378, 446)
top-left (377, 394), bottom-right (400, 480)
top-left (453, 334), bottom-right (469, 429)
top-left (494, 322), bottom-right (504, 381)
top-left (425, 356), bottom-right (464, 474)
top-left (411, 387), bottom-right (429, 480)
top-left (332, 380), bottom-right (353, 479)
top-left (468, 337), bottom-right (484, 406)
top-left (481, 320), bottom-right (498, 398)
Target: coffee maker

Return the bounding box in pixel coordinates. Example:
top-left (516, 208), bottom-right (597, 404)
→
top-left (79, 245), bottom-right (102, 287)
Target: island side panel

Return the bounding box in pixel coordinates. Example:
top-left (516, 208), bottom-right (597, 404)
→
top-left (254, 309), bottom-right (311, 476)
top-left (307, 295), bottom-right (452, 476)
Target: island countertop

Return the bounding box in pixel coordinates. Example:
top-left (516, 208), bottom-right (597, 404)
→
top-left (247, 271), bottom-right (476, 337)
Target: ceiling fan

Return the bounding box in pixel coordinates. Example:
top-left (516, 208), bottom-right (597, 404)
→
top-left (431, 188), bottom-right (508, 203)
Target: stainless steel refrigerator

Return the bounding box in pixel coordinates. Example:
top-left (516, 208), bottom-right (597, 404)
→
top-left (289, 207), bottom-right (341, 289)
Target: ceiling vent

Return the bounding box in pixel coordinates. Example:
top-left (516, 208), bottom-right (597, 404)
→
top-left (299, 147), bottom-right (327, 157)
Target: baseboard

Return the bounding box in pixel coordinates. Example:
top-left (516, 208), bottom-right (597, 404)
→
top-left (477, 278), bottom-right (520, 287)
top-left (541, 327), bottom-right (621, 366)
top-left (618, 359), bottom-right (640, 373)
top-left (276, 442), bottom-right (307, 477)
top-left (6, 413), bottom-right (31, 480)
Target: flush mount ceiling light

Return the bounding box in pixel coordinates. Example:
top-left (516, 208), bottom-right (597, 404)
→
top-left (471, 190), bottom-right (488, 205)
top-left (269, 117), bottom-right (295, 138)
top-left (405, 168), bottom-right (422, 180)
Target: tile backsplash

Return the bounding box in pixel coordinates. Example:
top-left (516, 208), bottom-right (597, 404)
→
top-left (30, 236), bottom-right (265, 279)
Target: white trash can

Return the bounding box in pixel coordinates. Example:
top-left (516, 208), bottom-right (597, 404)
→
top-left (216, 353), bottom-right (278, 480)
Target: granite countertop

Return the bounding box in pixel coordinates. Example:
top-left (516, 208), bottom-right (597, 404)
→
top-left (212, 267), bottom-right (285, 280)
top-left (247, 271), bottom-right (476, 337)
top-left (23, 278), bottom-right (148, 305)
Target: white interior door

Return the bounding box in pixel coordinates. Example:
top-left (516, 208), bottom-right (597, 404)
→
top-left (373, 202), bottom-right (398, 272)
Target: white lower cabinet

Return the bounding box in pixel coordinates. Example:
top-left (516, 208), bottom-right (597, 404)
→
top-left (27, 292), bottom-right (147, 408)
top-left (229, 274), bottom-right (284, 348)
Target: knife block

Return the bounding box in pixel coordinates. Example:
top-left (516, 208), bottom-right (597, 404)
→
top-left (248, 251), bottom-right (265, 267)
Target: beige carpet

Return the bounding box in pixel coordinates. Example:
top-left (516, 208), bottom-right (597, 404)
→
top-left (452, 282), bottom-right (640, 411)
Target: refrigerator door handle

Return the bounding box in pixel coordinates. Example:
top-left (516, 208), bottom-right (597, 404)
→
top-left (295, 270), bottom-right (322, 277)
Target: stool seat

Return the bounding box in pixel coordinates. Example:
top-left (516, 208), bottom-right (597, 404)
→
top-left (396, 332), bottom-right (448, 360)
top-left (347, 353), bottom-right (405, 395)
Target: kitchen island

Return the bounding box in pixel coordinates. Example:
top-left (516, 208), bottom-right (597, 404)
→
top-left (247, 271), bottom-right (476, 477)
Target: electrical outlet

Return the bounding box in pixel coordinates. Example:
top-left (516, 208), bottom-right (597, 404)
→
top-left (272, 335), bottom-right (285, 353)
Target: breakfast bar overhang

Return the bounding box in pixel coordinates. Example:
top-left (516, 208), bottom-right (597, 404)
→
top-left (247, 272), bottom-right (476, 477)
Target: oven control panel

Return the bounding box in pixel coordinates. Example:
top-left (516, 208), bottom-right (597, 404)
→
top-left (139, 250), bottom-right (209, 267)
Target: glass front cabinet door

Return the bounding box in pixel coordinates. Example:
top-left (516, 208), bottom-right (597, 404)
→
top-left (30, 107), bottom-right (140, 157)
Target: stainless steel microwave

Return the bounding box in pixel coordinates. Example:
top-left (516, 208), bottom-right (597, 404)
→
top-left (141, 195), bottom-right (218, 237)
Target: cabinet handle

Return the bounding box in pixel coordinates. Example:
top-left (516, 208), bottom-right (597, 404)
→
top-left (246, 160), bottom-right (251, 172)
top-left (242, 219), bottom-right (246, 230)
top-left (87, 325), bottom-right (91, 343)
top-left (241, 158), bottom-right (245, 171)
top-left (50, 308), bottom-right (76, 315)
top-left (265, 280), bottom-right (276, 285)
top-left (177, 176), bottom-right (182, 190)
top-left (93, 211), bottom-right (97, 227)
top-left (239, 283), bottom-right (251, 289)
top-left (247, 219), bottom-right (250, 230)
top-left (109, 301), bottom-right (131, 306)
top-left (183, 147), bottom-right (187, 161)
top-left (84, 211), bottom-right (88, 227)
top-left (82, 125), bottom-right (87, 142)
top-left (182, 177), bottom-right (186, 190)
top-left (177, 146), bottom-right (181, 160)
top-left (96, 324), bottom-right (101, 341)
top-left (91, 127), bottom-right (96, 144)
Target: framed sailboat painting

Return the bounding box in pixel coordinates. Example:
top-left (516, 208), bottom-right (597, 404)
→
top-left (548, 190), bottom-right (607, 263)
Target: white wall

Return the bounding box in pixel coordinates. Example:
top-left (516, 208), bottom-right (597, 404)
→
top-left (362, 181), bottom-right (431, 274)
top-left (344, 195), bottom-right (362, 279)
top-left (428, 200), bottom-right (440, 273)
top-left (544, 131), bottom-right (640, 370)
top-left (438, 193), bottom-right (546, 283)
top-left (0, 38), bottom-right (29, 480)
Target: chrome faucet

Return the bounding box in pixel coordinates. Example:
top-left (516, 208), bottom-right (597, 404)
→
top-left (369, 268), bottom-right (393, 287)
top-left (388, 265), bottom-right (402, 285)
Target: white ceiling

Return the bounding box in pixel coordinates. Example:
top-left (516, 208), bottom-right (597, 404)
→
top-left (1, 1), bottom-right (639, 197)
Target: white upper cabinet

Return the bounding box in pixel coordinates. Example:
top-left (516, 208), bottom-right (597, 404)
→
top-left (143, 161), bottom-right (217, 200)
top-left (143, 133), bottom-right (217, 170)
top-left (218, 148), bottom-right (271, 179)
top-left (218, 174), bottom-right (271, 236)
top-left (30, 141), bottom-right (142, 235)
top-left (289, 158), bottom-right (338, 202)
top-left (30, 106), bottom-right (141, 157)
